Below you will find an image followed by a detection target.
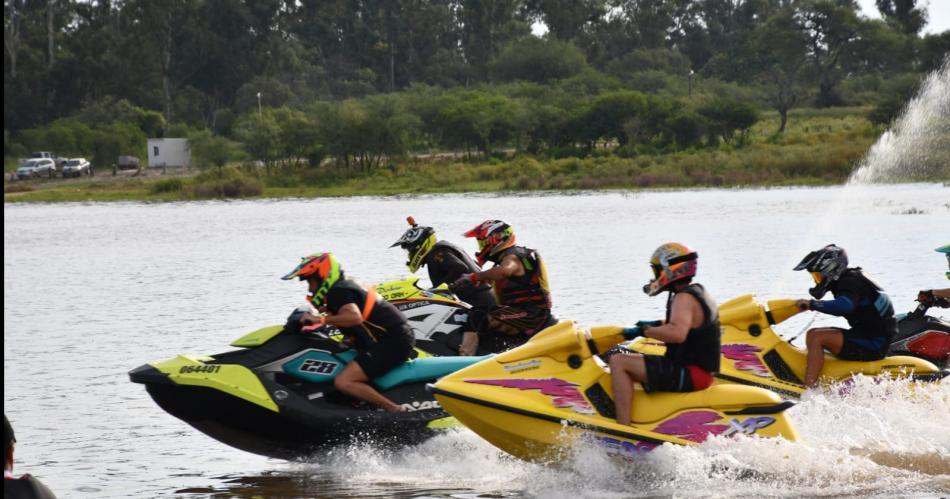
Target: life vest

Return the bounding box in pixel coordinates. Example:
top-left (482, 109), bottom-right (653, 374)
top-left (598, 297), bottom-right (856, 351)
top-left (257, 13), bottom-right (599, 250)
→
top-left (491, 246), bottom-right (552, 309)
top-left (664, 283), bottom-right (721, 373)
top-left (832, 268), bottom-right (896, 337)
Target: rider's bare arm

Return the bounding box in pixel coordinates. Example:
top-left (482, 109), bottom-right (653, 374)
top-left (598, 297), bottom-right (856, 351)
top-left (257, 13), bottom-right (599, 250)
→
top-left (475, 254), bottom-right (524, 281)
top-left (324, 302), bottom-right (363, 328)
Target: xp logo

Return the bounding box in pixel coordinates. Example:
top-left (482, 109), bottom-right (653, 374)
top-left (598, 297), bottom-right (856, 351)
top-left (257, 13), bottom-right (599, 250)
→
top-left (722, 416), bottom-right (775, 437)
top-left (299, 359), bottom-right (339, 375)
top-left (400, 400), bottom-right (441, 412)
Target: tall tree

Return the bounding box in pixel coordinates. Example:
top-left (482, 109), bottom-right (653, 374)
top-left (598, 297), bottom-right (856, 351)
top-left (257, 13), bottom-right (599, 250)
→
top-left (796, 0), bottom-right (861, 107)
top-left (875, 0), bottom-right (926, 35)
top-left (524, 0), bottom-right (605, 41)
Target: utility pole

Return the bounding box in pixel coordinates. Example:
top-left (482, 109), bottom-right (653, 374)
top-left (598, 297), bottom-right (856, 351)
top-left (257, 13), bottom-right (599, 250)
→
top-left (688, 70), bottom-right (694, 98)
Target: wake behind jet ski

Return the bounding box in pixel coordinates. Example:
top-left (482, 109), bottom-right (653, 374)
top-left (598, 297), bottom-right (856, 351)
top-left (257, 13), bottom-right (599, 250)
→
top-left (632, 295), bottom-right (947, 398)
top-left (130, 309), bottom-right (489, 459)
top-left (429, 321), bottom-right (798, 463)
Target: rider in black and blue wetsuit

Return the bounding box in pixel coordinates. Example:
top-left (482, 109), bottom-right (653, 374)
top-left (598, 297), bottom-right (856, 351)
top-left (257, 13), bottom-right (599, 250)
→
top-left (794, 244), bottom-right (897, 387)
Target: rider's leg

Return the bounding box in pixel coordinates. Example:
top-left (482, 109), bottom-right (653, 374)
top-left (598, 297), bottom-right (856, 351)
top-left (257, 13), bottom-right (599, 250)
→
top-left (609, 353), bottom-right (647, 425)
top-left (804, 327), bottom-right (844, 387)
top-left (459, 331), bottom-right (479, 356)
top-left (334, 362), bottom-right (404, 412)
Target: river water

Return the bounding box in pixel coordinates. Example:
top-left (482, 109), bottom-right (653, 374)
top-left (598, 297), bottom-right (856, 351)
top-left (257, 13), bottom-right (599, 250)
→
top-left (4, 184), bottom-right (949, 498)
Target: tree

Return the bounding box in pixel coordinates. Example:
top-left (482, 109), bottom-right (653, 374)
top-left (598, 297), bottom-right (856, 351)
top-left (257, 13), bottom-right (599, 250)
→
top-left (490, 37), bottom-right (588, 83)
top-left (190, 129), bottom-right (243, 173)
top-left (750, 9), bottom-right (809, 133)
top-left (699, 98), bottom-right (759, 144)
top-left (524, 0), bottom-right (606, 41)
top-left (796, 0), bottom-right (861, 107)
top-left (875, 0), bottom-right (926, 35)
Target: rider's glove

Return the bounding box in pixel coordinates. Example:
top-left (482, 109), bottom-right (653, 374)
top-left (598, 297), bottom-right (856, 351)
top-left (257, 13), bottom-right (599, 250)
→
top-left (452, 273), bottom-right (477, 290)
top-left (917, 289), bottom-right (935, 306)
top-left (301, 315), bottom-right (326, 332)
top-left (621, 326), bottom-right (643, 339)
top-left (636, 320), bottom-right (662, 329)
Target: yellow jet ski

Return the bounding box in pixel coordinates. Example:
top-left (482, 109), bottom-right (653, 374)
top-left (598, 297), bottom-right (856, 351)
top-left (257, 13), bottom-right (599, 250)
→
top-left (429, 321), bottom-right (799, 463)
top-left (631, 295), bottom-right (948, 398)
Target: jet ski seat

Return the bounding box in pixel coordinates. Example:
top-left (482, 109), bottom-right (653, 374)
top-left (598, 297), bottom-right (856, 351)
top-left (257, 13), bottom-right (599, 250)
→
top-left (374, 355), bottom-right (493, 391)
top-left (631, 384), bottom-right (783, 424)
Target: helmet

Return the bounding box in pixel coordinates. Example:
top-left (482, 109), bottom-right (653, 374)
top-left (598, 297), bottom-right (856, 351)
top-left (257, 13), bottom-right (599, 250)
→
top-left (643, 243), bottom-right (698, 296)
top-left (281, 252), bottom-right (342, 307)
top-left (937, 244), bottom-right (950, 280)
top-left (390, 217), bottom-right (437, 273)
top-left (794, 244), bottom-right (848, 299)
top-left (463, 219), bottom-right (516, 266)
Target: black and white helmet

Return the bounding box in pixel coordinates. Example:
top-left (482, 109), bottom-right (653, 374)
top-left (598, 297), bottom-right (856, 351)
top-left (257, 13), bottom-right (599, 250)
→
top-left (794, 244), bottom-right (848, 299)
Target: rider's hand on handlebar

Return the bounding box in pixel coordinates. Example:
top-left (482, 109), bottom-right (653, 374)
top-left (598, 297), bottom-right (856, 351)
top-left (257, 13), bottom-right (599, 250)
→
top-left (917, 289), bottom-right (934, 305)
top-left (796, 299), bottom-right (811, 311)
top-left (451, 274), bottom-right (475, 290)
top-left (622, 326), bottom-right (643, 339)
top-left (300, 312), bottom-right (326, 330)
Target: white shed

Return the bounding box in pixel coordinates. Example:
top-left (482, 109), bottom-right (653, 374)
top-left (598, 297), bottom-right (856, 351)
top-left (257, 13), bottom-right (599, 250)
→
top-left (147, 138), bottom-right (191, 169)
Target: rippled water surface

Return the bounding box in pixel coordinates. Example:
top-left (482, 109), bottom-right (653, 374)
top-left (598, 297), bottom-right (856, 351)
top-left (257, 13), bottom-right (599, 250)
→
top-left (4, 184), bottom-right (949, 498)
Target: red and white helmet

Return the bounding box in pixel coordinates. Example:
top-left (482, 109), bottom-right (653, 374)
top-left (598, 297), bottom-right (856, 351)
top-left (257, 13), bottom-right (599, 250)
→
top-left (463, 219), bottom-right (516, 266)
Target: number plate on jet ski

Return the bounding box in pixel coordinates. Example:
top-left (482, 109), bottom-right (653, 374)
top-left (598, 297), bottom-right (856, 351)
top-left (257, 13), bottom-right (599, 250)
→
top-left (179, 365), bottom-right (221, 374)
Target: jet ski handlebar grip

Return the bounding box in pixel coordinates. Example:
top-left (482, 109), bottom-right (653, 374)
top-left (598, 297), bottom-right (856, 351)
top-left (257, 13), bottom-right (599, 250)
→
top-left (622, 326), bottom-right (643, 339)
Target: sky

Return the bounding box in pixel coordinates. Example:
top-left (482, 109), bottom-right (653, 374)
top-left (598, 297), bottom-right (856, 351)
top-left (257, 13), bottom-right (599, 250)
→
top-left (857, 0), bottom-right (950, 34)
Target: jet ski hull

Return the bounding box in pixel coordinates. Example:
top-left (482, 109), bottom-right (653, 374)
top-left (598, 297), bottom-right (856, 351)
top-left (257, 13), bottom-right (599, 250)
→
top-left (431, 321), bottom-right (798, 463)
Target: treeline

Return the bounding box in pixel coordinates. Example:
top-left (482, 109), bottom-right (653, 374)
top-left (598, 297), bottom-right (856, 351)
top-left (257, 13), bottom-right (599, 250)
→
top-left (4, 0), bottom-right (948, 169)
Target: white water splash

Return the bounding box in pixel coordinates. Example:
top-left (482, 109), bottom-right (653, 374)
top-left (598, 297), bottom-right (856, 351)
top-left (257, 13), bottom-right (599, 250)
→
top-left (849, 57), bottom-right (950, 184)
top-left (290, 377), bottom-right (949, 498)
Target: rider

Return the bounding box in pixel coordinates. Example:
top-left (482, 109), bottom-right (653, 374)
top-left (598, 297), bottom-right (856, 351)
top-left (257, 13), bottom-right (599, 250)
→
top-left (390, 216), bottom-right (496, 311)
top-left (917, 244), bottom-right (950, 308)
top-left (5, 414), bottom-right (57, 499)
top-left (283, 252), bottom-right (414, 413)
top-left (452, 220), bottom-right (556, 355)
top-left (608, 243), bottom-right (720, 426)
top-left (794, 244), bottom-right (898, 387)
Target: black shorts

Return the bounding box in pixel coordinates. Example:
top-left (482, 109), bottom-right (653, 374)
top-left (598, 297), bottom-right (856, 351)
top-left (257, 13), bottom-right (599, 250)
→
top-left (833, 328), bottom-right (891, 361)
top-left (642, 355), bottom-right (696, 393)
top-left (353, 325), bottom-right (415, 379)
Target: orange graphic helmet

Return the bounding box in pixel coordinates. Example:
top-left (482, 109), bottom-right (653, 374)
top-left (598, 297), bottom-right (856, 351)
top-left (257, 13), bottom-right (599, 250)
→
top-left (644, 243), bottom-right (698, 296)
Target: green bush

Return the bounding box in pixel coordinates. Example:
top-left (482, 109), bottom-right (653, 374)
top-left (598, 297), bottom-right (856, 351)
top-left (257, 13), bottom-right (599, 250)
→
top-left (149, 178), bottom-right (184, 194)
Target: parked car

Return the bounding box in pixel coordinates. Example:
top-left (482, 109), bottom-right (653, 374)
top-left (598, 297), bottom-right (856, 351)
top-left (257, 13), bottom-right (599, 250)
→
top-left (32, 158), bottom-right (57, 177)
top-left (116, 155), bottom-right (141, 171)
top-left (15, 158), bottom-right (56, 179)
top-left (61, 158), bottom-right (91, 177)
top-left (16, 159), bottom-right (40, 179)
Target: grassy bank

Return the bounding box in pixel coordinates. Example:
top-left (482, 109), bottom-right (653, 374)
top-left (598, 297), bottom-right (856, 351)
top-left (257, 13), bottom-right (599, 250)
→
top-left (6, 107), bottom-right (946, 203)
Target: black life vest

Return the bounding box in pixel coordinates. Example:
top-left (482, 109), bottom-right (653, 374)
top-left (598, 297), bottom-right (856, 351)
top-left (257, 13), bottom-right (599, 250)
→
top-left (663, 283), bottom-right (721, 373)
top-left (491, 246), bottom-right (552, 309)
top-left (832, 268), bottom-right (896, 337)
top-left (425, 241), bottom-right (496, 310)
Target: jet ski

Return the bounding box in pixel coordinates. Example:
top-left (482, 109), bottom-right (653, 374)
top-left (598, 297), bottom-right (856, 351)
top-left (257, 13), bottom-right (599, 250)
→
top-left (631, 295), bottom-right (948, 398)
top-left (890, 301), bottom-right (949, 368)
top-left (428, 321), bottom-right (798, 463)
top-left (129, 309), bottom-right (489, 459)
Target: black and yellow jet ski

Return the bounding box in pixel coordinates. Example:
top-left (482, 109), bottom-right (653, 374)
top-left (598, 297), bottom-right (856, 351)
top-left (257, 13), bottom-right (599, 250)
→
top-left (429, 321), bottom-right (799, 463)
top-left (631, 295), bottom-right (949, 398)
top-left (129, 309), bottom-right (488, 459)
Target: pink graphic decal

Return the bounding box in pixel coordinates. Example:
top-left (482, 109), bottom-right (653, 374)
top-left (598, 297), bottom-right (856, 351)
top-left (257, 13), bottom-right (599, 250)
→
top-left (652, 410), bottom-right (729, 443)
top-left (467, 378), bottom-right (595, 414)
top-left (722, 344), bottom-right (771, 377)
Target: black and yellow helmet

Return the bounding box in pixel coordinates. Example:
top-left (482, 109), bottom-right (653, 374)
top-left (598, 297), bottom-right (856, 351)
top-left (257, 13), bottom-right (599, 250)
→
top-left (391, 217), bottom-right (437, 273)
